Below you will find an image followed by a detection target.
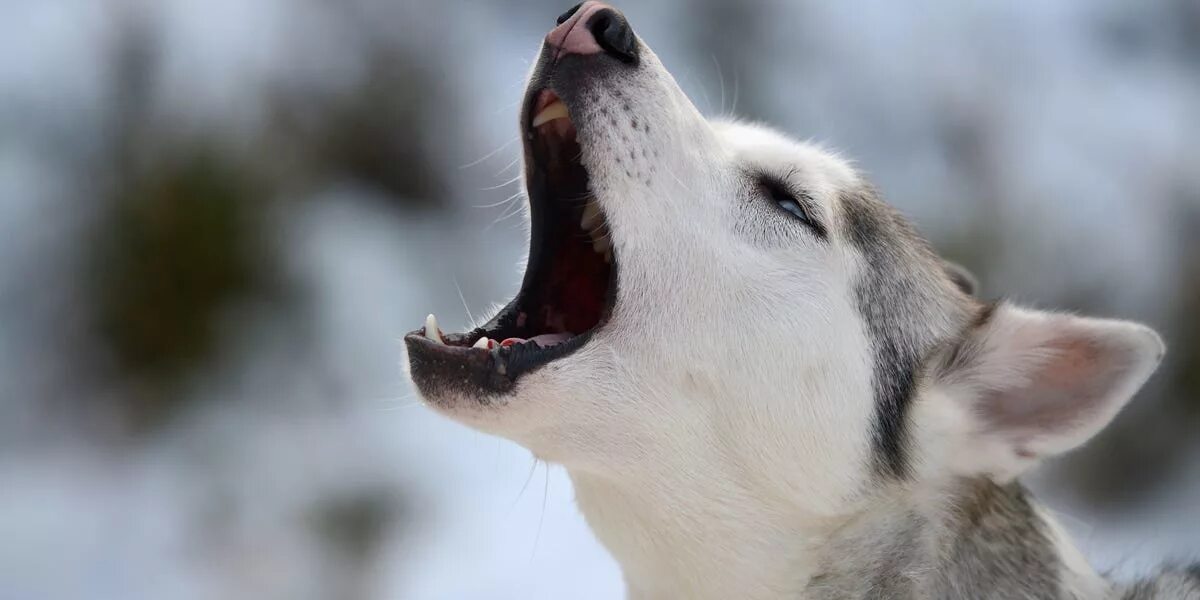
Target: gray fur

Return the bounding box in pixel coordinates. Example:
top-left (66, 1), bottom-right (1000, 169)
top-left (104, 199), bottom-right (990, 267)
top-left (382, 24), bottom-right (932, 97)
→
top-left (412, 11), bottom-right (1183, 597)
top-left (932, 480), bottom-right (1061, 599)
top-left (838, 186), bottom-right (976, 479)
top-left (1121, 566), bottom-right (1200, 600)
top-left (802, 476), bottom-right (1199, 599)
top-left (943, 261), bottom-right (980, 296)
top-left (804, 478), bottom-right (1065, 599)
top-left (833, 188), bottom-right (1188, 598)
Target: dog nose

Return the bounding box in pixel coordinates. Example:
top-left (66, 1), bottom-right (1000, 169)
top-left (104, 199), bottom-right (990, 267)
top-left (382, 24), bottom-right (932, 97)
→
top-left (547, 2), bottom-right (637, 64)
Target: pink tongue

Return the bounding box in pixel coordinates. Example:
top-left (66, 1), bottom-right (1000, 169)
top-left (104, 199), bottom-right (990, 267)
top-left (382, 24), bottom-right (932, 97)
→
top-left (499, 333), bottom-right (574, 347)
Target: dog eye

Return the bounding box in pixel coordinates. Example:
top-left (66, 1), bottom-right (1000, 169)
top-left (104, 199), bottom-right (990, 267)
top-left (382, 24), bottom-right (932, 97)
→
top-left (758, 177), bottom-right (826, 238)
top-left (762, 180), bottom-right (810, 222)
top-left (774, 193), bottom-right (809, 222)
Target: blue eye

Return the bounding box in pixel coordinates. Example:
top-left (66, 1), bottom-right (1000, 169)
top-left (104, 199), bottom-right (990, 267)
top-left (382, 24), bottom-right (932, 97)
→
top-left (776, 197), bottom-right (808, 222)
top-left (763, 181), bottom-right (810, 224)
top-left (759, 176), bottom-right (826, 239)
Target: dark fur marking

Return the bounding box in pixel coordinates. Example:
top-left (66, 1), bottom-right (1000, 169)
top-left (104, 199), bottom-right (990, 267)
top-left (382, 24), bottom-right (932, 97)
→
top-left (842, 189), bottom-right (921, 479)
top-left (944, 261), bottom-right (980, 296)
top-left (930, 301), bottom-right (998, 381)
top-left (840, 187), bottom-right (975, 479)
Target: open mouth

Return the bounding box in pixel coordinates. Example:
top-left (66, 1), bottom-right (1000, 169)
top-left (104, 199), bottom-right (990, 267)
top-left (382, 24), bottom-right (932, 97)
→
top-left (404, 89), bottom-right (616, 393)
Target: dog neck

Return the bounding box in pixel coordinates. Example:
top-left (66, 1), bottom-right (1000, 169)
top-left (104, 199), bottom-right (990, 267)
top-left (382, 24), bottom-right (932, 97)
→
top-left (570, 469), bottom-right (1110, 600)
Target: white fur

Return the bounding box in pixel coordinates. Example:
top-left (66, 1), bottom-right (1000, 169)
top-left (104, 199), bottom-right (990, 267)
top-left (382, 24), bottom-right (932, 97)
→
top-left (412, 34), bottom-right (1167, 600)
top-left (916, 304), bottom-right (1164, 483)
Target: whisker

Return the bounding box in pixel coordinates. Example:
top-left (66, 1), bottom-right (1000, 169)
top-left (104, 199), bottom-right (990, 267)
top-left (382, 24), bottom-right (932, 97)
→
top-left (530, 461), bottom-right (551, 562)
top-left (494, 155), bottom-right (522, 177)
top-left (493, 98), bottom-right (524, 116)
top-left (453, 276), bottom-right (475, 325)
top-left (460, 136), bottom-right (520, 170)
top-left (508, 457), bottom-right (540, 515)
top-left (475, 189), bottom-right (525, 209)
top-left (667, 168), bottom-right (695, 195)
top-left (484, 199), bottom-right (530, 231)
top-left (377, 398), bottom-right (426, 412)
top-left (479, 173), bottom-right (523, 191)
top-left (687, 66), bottom-right (715, 115)
top-left (712, 54), bottom-right (726, 116)
top-left (731, 69), bottom-right (740, 116)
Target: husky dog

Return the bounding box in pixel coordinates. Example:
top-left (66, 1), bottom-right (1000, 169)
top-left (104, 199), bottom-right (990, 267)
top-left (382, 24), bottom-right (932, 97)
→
top-left (406, 3), bottom-right (1197, 598)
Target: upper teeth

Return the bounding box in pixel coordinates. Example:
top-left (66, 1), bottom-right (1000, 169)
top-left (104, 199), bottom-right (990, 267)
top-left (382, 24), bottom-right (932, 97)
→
top-left (582, 201), bottom-right (612, 258)
top-left (532, 100), bottom-right (569, 127)
top-left (580, 202), bottom-right (602, 230)
top-left (424, 314), bottom-right (444, 344)
top-left (419, 99), bottom-right (610, 350)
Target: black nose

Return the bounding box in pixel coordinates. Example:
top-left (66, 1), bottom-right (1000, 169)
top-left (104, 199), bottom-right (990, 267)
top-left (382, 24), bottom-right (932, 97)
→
top-left (556, 3), bottom-right (583, 25)
top-left (588, 8), bottom-right (637, 64)
top-left (547, 2), bottom-right (638, 65)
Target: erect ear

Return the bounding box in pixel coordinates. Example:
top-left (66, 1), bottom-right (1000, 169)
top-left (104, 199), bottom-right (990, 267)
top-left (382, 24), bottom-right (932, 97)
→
top-left (943, 261), bottom-right (979, 296)
top-left (915, 302), bottom-right (1165, 482)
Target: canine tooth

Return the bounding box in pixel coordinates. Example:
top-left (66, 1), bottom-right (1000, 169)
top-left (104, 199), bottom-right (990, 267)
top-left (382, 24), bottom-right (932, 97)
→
top-left (424, 314), bottom-right (443, 344)
top-left (591, 232), bottom-right (612, 253)
top-left (581, 203), bottom-right (602, 230)
top-left (473, 337), bottom-right (490, 349)
top-left (532, 100), bottom-right (569, 127)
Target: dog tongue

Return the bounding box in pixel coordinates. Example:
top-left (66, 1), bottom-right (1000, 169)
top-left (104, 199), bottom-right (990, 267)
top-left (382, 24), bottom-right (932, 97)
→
top-left (499, 333), bottom-right (573, 347)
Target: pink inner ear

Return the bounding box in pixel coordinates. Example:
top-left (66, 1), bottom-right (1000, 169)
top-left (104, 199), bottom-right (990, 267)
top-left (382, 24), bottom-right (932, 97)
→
top-left (979, 334), bottom-right (1128, 434)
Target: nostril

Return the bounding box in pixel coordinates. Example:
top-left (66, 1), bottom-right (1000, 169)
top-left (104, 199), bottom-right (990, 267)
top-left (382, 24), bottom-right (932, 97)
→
top-left (588, 9), bottom-right (637, 64)
top-left (589, 14), bottom-right (611, 42)
top-left (556, 2), bottom-right (583, 25)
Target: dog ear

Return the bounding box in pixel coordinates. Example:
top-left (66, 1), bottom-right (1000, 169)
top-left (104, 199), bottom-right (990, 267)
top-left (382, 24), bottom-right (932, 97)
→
top-left (915, 302), bottom-right (1164, 481)
top-left (943, 261), bottom-right (979, 296)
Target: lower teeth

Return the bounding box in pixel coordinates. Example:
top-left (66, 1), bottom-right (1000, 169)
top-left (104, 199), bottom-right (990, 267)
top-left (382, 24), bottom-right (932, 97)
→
top-left (529, 332), bottom-right (573, 346)
top-left (468, 332), bottom-right (575, 351)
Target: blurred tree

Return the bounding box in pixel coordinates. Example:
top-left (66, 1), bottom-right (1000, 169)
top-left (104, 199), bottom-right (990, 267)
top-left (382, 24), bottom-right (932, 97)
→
top-left (84, 10), bottom-right (287, 433)
top-left (309, 487), bottom-right (404, 600)
top-left (89, 146), bottom-right (283, 431)
top-left (266, 34), bottom-right (450, 209)
top-left (1048, 199), bottom-right (1200, 511)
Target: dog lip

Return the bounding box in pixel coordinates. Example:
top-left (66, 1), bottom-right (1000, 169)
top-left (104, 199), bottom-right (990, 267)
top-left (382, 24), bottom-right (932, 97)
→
top-left (533, 89), bottom-right (560, 116)
top-left (408, 63), bottom-right (619, 402)
top-left (405, 324), bottom-right (603, 398)
top-left (404, 332), bottom-right (516, 397)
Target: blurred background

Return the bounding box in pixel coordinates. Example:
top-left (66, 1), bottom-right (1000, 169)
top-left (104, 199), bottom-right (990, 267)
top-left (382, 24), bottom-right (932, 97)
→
top-left (1, 0), bottom-right (1198, 598)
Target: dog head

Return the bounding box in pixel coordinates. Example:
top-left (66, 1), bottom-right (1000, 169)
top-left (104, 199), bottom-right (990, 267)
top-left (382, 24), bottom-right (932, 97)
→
top-left (406, 2), bottom-right (1165, 517)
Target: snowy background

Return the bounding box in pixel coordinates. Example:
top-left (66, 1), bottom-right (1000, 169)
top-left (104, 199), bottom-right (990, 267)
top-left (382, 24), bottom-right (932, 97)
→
top-left (1, 1), bottom-right (1198, 599)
